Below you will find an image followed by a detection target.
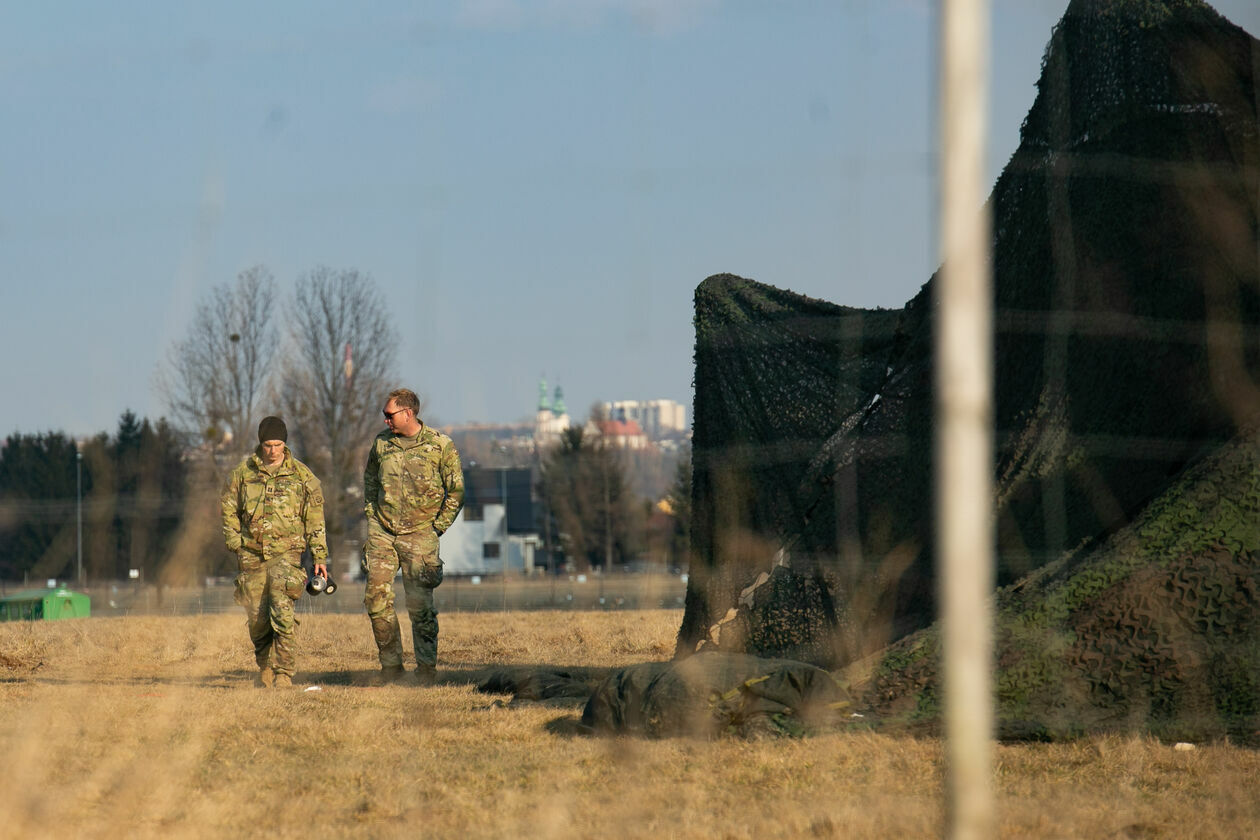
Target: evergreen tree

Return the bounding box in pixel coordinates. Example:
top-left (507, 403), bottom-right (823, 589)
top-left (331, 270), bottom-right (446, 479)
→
top-left (0, 432), bottom-right (82, 581)
top-left (0, 412), bottom-right (190, 584)
top-left (540, 427), bottom-right (641, 571)
top-left (665, 450), bottom-right (692, 570)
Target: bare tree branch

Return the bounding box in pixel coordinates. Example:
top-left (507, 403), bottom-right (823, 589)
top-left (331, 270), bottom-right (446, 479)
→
top-left (277, 267), bottom-right (399, 545)
top-left (154, 266), bottom-right (279, 454)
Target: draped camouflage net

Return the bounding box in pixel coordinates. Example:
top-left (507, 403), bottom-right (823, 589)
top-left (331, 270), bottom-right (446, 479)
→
top-left (679, 276), bottom-right (918, 667)
top-left (853, 425), bottom-right (1260, 743)
top-left (678, 0), bottom-right (1260, 739)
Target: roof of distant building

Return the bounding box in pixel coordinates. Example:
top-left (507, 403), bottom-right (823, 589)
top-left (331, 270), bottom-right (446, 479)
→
top-left (598, 419), bottom-right (645, 437)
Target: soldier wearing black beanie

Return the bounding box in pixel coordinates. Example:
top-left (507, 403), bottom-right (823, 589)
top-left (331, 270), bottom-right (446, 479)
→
top-left (258, 415), bottom-right (288, 443)
top-left (221, 412), bottom-right (327, 689)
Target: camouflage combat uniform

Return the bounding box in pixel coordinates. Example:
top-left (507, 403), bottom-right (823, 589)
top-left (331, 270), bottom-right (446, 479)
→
top-left (221, 448), bottom-right (328, 679)
top-left (362, 424), bottom-right (464, 672)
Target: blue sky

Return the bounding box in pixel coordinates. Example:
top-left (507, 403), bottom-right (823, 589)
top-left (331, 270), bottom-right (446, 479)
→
top-left (4, 0), bottom-right (1259, 438)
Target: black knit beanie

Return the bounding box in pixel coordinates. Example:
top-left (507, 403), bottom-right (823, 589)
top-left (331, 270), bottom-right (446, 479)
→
top-left (258, 416), bottom-right (288, 443)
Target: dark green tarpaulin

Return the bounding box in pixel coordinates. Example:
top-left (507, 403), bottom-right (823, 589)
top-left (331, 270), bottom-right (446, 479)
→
top-left (580, 653), bottom-right (850, 738)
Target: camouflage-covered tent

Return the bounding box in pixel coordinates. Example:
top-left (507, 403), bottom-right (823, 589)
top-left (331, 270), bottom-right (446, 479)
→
top-left (490, 0), bottom-right (1260, 744)
top-left (677, 0), bottom-right (1260, 682)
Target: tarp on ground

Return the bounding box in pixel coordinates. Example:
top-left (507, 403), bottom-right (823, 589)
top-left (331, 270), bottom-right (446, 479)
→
top-left (580, 652), bottom-right (850, 738)
top-left (478, 667), bottom-right (603, 703)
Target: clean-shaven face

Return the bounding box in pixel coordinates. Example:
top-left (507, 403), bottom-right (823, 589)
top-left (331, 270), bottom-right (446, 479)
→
top-left (260, 440), bottom-right (285, 465)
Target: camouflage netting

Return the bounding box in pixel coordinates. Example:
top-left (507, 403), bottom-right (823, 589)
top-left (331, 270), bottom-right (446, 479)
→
top-left (677, 0), bottom-right (1260, 684)
top-left (849, 424), bottom-right (1260, 744)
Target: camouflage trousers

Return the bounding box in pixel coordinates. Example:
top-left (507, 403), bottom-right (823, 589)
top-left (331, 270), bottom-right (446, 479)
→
top-left (234, 552), bottom-right (306, 677)
top-left (363, 517), bottom-right (444, 669)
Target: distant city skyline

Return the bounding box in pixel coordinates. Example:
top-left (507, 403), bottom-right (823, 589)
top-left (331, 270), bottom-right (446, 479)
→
top-left (4, 1), bottom-right (1259, 438)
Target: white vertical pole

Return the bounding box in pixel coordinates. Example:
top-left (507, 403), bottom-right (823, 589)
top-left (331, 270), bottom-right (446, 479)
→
top-left (501, 468), bottom-right (509, 611)
top-left (76, 448), bottom-right (84, 586)
top-left (937, 0), bottom-right (994, 838)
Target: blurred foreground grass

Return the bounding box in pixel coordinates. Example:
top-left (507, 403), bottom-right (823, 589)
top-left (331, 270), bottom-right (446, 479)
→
top-left (1, 610), bottom-right (1257, 839)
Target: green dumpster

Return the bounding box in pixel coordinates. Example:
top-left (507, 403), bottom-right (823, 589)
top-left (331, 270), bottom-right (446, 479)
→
top-left (0, 587), bottom-right (91, 621)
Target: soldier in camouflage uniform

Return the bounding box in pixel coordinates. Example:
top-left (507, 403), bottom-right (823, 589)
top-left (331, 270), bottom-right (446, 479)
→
top-left (221, 416), bottom-right (328, 689)
top-left (362, 388), bottom-right (464, 685)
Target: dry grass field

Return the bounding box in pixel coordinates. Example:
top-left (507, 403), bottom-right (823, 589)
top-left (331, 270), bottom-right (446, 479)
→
top-left (1, 609), bottom-right (1258, 839)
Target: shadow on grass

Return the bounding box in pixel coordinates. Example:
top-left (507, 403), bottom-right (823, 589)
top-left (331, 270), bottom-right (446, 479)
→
top-left (281, 662), bottom-right (618, 691)
top-left (4, 668), bottom-right (402, 690)
top-left (441, 662), bottom-right (617, 688)
top-left (4, 662), bottom-right (657, 739)
top-left (7, 672), bottom-right (245, 690)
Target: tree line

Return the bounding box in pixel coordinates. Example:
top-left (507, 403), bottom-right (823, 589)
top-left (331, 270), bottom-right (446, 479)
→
top-left (0, 266), bottom-right (692, 585)
top-left (0, 412), bottom-right (185, 584)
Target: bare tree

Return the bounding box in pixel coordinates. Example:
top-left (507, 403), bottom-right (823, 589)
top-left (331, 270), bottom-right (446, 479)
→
top-left (277, 267), bottom-right (399, 546)
top-left (156, 266), bottom-right (279, 453)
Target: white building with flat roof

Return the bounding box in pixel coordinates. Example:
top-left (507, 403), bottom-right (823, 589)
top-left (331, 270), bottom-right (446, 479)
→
top-left (441, 467), bottom-right (543, 575)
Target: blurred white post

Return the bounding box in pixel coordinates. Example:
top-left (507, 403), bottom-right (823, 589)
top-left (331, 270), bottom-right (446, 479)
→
top-left (76, 448), bottom-right (84, 585)
top-left (501, 468), bottom-right (508, 611)
top-left (937, 0), bottom-right (994, 838)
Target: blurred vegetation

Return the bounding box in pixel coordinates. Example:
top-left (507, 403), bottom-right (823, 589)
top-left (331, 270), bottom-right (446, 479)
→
top-left (0, 411), bottom-right (188, 584)
top-left (540, 427), bottom-right (643, 572)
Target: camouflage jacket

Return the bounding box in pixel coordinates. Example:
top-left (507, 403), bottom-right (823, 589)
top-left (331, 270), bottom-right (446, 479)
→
top-left (221, 447), bottom-right (329, 563)
top-left (363, 424), bottom-right (465, 536)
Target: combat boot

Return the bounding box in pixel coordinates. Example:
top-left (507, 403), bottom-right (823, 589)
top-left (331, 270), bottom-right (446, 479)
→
top-left (256, 667), bottom-right (275, 689)
top-left (372, 664), bottom-right (405, 686)
top-left (414, 665), bottom-right (437, 687)
top-left (273, 674), bottom-right (293, 688)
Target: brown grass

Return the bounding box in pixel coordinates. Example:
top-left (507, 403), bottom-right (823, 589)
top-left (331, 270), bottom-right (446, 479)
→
top-left (0, 610), bottom-right (1257, 839)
